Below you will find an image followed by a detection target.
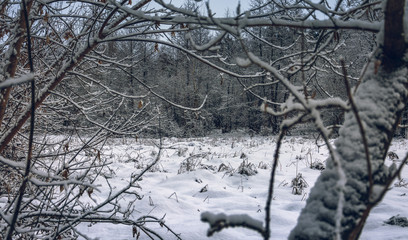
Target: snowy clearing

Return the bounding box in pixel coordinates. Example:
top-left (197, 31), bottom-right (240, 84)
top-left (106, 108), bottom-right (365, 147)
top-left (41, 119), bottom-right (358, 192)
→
top-left (68, 135), bottom-right (408, 239)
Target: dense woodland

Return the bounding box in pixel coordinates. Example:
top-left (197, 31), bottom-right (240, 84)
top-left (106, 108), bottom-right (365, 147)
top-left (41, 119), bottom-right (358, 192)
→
top-left (1, 0), bottom-right (408, 239)
top-left (97, 25), bottom-right (375, 137)
top-left (49, 2), bottom-right (378, 138)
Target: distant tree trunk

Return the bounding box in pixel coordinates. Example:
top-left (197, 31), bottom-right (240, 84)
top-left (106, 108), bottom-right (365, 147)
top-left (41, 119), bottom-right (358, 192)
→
top-left (129, 41), bottom-right (135, 110)
top-left (290, 0), bottom-right (408, 239)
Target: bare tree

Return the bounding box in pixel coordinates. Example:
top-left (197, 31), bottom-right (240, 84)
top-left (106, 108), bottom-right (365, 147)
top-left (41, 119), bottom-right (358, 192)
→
top-left (1, 0), bottom-right (407, 239)
top-left (0, 0), bottom-right (205, 238)
top-left (178, 0), bottom-right (406, 239)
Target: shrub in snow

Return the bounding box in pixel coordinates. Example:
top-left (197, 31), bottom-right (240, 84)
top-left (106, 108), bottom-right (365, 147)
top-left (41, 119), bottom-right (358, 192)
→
top-left (291, 173), bottom-right (308, 195)
top-left (384, 215), bottom-right (408, 227)
top-left (200, 184), bottom-right (208, 193)
top-left (199, 164), bottom-right (217, 171)
top-left (394, 178), bottom-right (408, 188)
top-left (237, 159), bottom-right (258, 176)
top-left (387, 151), bottom-right (399, 160)
top-left (258, 161), bottom-right (269, 170)
top-left (178, 152), bottom-right (210, 174)
top-left (177, 147), bottom-right (188, 157)
top-left (310, 161), bottom-right (325, 171)
top-left (217, 163), bottom-right (235, 176)
top-left (217, 163), bottom-right (229, 172)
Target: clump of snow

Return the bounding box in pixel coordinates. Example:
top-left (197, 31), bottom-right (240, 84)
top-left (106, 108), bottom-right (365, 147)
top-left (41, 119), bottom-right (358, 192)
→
top-left (236, 57), bottom-right (252, 67)
top-left (177, 152), bottom-right (212, 174)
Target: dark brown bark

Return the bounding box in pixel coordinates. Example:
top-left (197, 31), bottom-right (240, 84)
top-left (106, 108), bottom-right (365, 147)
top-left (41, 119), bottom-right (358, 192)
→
top-left (0, 87), bottom-right (11, 129)
top-left (382, 0), bottom-right (406, 72)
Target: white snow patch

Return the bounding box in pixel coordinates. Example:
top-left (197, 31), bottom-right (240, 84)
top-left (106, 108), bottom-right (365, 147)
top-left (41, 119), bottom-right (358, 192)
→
top-left (44, 135), bottom-right (407, 240)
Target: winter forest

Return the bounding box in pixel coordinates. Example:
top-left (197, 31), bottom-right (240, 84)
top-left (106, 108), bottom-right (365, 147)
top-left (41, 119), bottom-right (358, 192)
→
top-left (1, 0), bottom-right (408, 239)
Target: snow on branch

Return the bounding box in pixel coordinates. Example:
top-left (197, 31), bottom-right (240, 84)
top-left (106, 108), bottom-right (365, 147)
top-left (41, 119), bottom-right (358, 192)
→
top-left (0, 155), bottom-right (98, 190)
top-left (0, 73), bottom-right (35, 89)
top-left (103, 37), bottom-right (263, 79)
top-left (187, 31), bottom-right (226, 51)
top-left (111, 0), bottom-right (381, 32)
top-left (201, 212), bottom-right (265, 237)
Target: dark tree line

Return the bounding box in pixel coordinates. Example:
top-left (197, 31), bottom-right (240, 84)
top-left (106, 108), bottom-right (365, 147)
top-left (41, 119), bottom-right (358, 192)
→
top-left (79, 0), bottom-right (376, 138)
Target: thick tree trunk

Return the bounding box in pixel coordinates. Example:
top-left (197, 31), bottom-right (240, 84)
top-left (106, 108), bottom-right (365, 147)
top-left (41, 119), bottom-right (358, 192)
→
top-left (289, 0), bottom-right (408, 239)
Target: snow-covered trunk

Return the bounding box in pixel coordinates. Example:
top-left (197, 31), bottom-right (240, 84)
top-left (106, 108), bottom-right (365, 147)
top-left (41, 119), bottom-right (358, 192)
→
top-left (289, 66), bottom-right (408, 239)
top-left (289, 0), bottom-right (408, 239)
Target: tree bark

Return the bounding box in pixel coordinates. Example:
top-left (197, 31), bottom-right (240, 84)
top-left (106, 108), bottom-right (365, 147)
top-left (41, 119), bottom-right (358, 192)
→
top-left (289, 0), bottom-right (408, 239)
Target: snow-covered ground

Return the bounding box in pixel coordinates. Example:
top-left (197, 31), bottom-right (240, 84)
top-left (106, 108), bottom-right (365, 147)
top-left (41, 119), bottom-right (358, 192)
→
top-left (76, 135), bottom-right (408, 239)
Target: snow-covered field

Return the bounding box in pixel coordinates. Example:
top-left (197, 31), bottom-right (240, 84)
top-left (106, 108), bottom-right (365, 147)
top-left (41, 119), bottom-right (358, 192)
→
top-left (76, 134), bottom-right (408, 239)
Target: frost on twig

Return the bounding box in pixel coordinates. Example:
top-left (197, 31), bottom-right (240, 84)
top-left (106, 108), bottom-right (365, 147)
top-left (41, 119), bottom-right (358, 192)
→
top-left (201, 212), bottom-right (265, 237)
top-left (0, 73), bottom-right (35, 89)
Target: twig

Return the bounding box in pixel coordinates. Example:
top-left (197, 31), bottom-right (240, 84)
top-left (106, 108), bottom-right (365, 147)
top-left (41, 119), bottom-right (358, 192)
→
top-left (264, 129), bottom-right (286, 240)
top-left (168, 192), bottom-right (179, 202)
